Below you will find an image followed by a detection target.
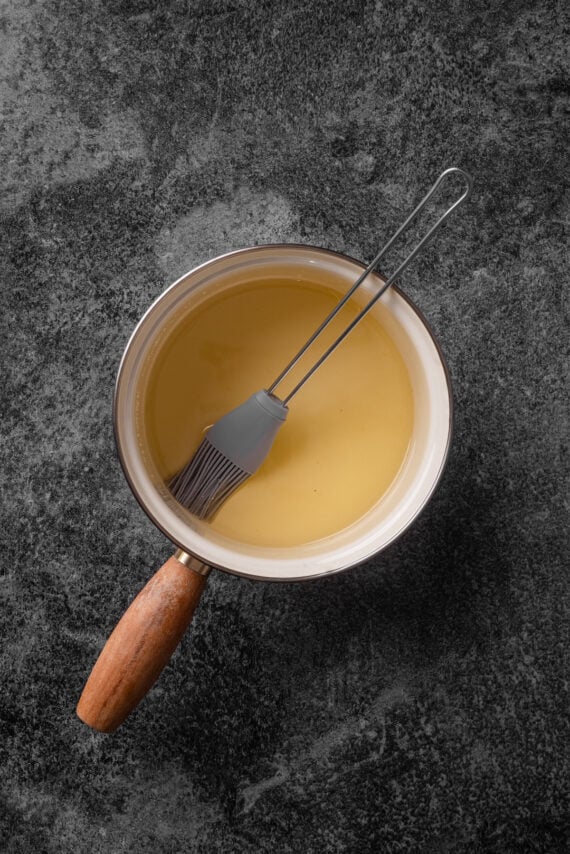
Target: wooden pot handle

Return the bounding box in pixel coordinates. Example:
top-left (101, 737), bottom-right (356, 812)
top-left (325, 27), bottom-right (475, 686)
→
top-left (76, 551), bottom-right (211, 733)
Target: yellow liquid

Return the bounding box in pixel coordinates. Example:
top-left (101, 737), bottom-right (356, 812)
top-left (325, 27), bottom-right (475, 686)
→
top-left (141, 278), bottom-right (414, 547)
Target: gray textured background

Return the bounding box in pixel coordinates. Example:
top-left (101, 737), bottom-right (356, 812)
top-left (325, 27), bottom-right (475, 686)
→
top-left (1, 1), bottom-right (569, 852)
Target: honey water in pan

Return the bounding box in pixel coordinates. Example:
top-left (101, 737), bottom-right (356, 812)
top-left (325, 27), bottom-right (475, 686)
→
top-left (140, 273), bottom-right (414, 547)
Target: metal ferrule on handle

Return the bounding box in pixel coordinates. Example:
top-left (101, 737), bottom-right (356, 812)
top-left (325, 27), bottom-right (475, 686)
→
top-left (268, 167), bottom-right (472, 405)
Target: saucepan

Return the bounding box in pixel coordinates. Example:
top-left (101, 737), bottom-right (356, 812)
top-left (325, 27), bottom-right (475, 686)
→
top-left (76, 243), bottom-right (453, 732)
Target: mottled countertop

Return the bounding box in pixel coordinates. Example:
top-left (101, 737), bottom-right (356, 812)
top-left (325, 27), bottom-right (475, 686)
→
top-left (1, 1), bottom-right (568, 852)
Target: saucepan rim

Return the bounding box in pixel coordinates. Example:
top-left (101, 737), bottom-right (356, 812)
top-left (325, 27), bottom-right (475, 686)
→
top-left (113, 243), bottom-right (453, 582)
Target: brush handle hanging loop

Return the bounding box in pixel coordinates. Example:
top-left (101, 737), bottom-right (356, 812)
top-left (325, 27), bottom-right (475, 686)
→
top-left (268, 167), bottom-right (472, 404)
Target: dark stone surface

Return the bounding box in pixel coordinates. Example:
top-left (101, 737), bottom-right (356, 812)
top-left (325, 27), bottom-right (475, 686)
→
top-left (1, 1), bottom-right (568, 851)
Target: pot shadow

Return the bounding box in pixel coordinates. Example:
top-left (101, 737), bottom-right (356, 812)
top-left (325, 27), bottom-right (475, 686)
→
top-left (286, 458), bottom-right (514, 678)
top-left (134, 452), bottom-right (513, 817)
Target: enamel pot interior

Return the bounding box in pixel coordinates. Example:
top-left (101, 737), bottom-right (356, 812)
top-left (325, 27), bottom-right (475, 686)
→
top-left (114, 245), bottom-right (452, 582)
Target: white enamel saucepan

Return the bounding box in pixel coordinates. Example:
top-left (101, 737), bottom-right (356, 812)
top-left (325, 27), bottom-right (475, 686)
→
top-left (76, 238), bottom-right (458, 732)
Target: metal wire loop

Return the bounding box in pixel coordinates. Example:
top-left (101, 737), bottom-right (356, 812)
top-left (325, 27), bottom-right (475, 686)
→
top-left (268, 167), bottom-right (472, 405)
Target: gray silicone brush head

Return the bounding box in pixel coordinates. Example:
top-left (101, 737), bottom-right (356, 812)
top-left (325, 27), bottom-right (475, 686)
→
top-left (169, 390), bottom-right (288, 519)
